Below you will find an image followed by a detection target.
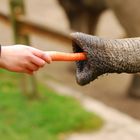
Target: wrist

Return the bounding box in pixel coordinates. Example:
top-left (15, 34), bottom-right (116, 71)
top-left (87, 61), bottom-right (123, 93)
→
top-left (0, 46), bottom-right (5, 68)
top-left (0, 44), bottom-right (1, 57)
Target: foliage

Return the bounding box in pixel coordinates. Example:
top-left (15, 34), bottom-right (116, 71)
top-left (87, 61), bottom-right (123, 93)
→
top-left (0, 70), bottom-right (103, 140)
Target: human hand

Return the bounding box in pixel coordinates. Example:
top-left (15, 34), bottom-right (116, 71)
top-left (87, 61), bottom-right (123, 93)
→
top-left (0, 45), bottom-right (52, 74)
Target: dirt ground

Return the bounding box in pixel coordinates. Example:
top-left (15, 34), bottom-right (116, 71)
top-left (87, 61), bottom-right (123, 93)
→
top-left (1, 0), bottom-right (140, 120)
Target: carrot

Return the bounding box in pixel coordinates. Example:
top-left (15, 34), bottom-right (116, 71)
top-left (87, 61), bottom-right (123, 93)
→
top-left (46, 51), bottom-right (87, 61)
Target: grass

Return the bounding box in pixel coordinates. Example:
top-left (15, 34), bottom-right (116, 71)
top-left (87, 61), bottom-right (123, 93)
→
top-left (0, 69), bottom-right (103, 140)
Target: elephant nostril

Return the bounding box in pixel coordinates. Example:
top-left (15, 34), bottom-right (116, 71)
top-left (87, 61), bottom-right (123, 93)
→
top-left (72, 40), bottom-right (84, 53)
top-left (72, 39), bottom-right (88, 72)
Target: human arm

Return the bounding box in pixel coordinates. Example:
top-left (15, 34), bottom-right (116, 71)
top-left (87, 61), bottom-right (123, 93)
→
top-left (0, 45), bottom-right (52, 74)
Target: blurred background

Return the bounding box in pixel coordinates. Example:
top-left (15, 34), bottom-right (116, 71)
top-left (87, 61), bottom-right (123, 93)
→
top-left (1, 0), bottom-right (140, 140)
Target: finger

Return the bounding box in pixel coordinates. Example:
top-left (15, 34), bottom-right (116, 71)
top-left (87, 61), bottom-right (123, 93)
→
top-left (31, 55), bottom-right (46, 67)
top-left (31, 48), bottom-right (52, 63)
top-left (31, 47), bottom-right (45, 58)
top-left (24, 69), bottom-right (34, 75)
top-left (26, 63), bottom-right (39, 71)
top-left (41, 54), bottom-right (52, 64)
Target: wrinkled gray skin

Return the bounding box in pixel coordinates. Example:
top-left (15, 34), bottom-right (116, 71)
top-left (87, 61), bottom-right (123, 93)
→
top-left (105, 0), bottom-right (140, 97)
top-left (72, 32), bottom-right (140, 86)
top-left (59, 0), bottom-right (140, 96)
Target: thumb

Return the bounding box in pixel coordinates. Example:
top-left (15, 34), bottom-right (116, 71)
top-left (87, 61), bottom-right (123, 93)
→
top-left (31, 48), bottom-right (52, 64)
top-left (41, 53), bottom-right (52, 64)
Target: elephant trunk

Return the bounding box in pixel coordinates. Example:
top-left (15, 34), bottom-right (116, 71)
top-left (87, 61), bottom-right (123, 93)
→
top-left (71, 32), bottom-right (140, 85)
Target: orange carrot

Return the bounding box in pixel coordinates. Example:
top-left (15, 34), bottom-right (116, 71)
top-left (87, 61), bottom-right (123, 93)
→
top-left (46, 51), bottom-right (87, 61)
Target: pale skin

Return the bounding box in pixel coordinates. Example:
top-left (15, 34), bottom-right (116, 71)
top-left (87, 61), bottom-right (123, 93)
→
top-left (0, 45), bottom-right (52, 74)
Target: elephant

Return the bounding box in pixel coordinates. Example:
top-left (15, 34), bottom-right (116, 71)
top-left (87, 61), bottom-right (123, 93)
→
top-left (105, 0), bottom-right (140, 97)
top-left (58, 0), bottom-right (107, 34)
top-left (105, 0), bottom-right (140, 37)
top-left (72, 32), bottom-right (140, 85)
top-left (58, 0), bottom-right (140, 97)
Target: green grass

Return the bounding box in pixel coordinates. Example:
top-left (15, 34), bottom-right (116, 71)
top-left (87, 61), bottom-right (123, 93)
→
top-left (0, 69), bottom-right (103, 140)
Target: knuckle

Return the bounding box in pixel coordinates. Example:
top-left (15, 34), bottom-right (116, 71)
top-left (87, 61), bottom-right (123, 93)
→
top-left (26, 54), bottom-right (32, 60)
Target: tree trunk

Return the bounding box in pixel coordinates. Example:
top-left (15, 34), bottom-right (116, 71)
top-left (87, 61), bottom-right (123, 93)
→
top-left (10, 0), bottom-right (39, 99)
